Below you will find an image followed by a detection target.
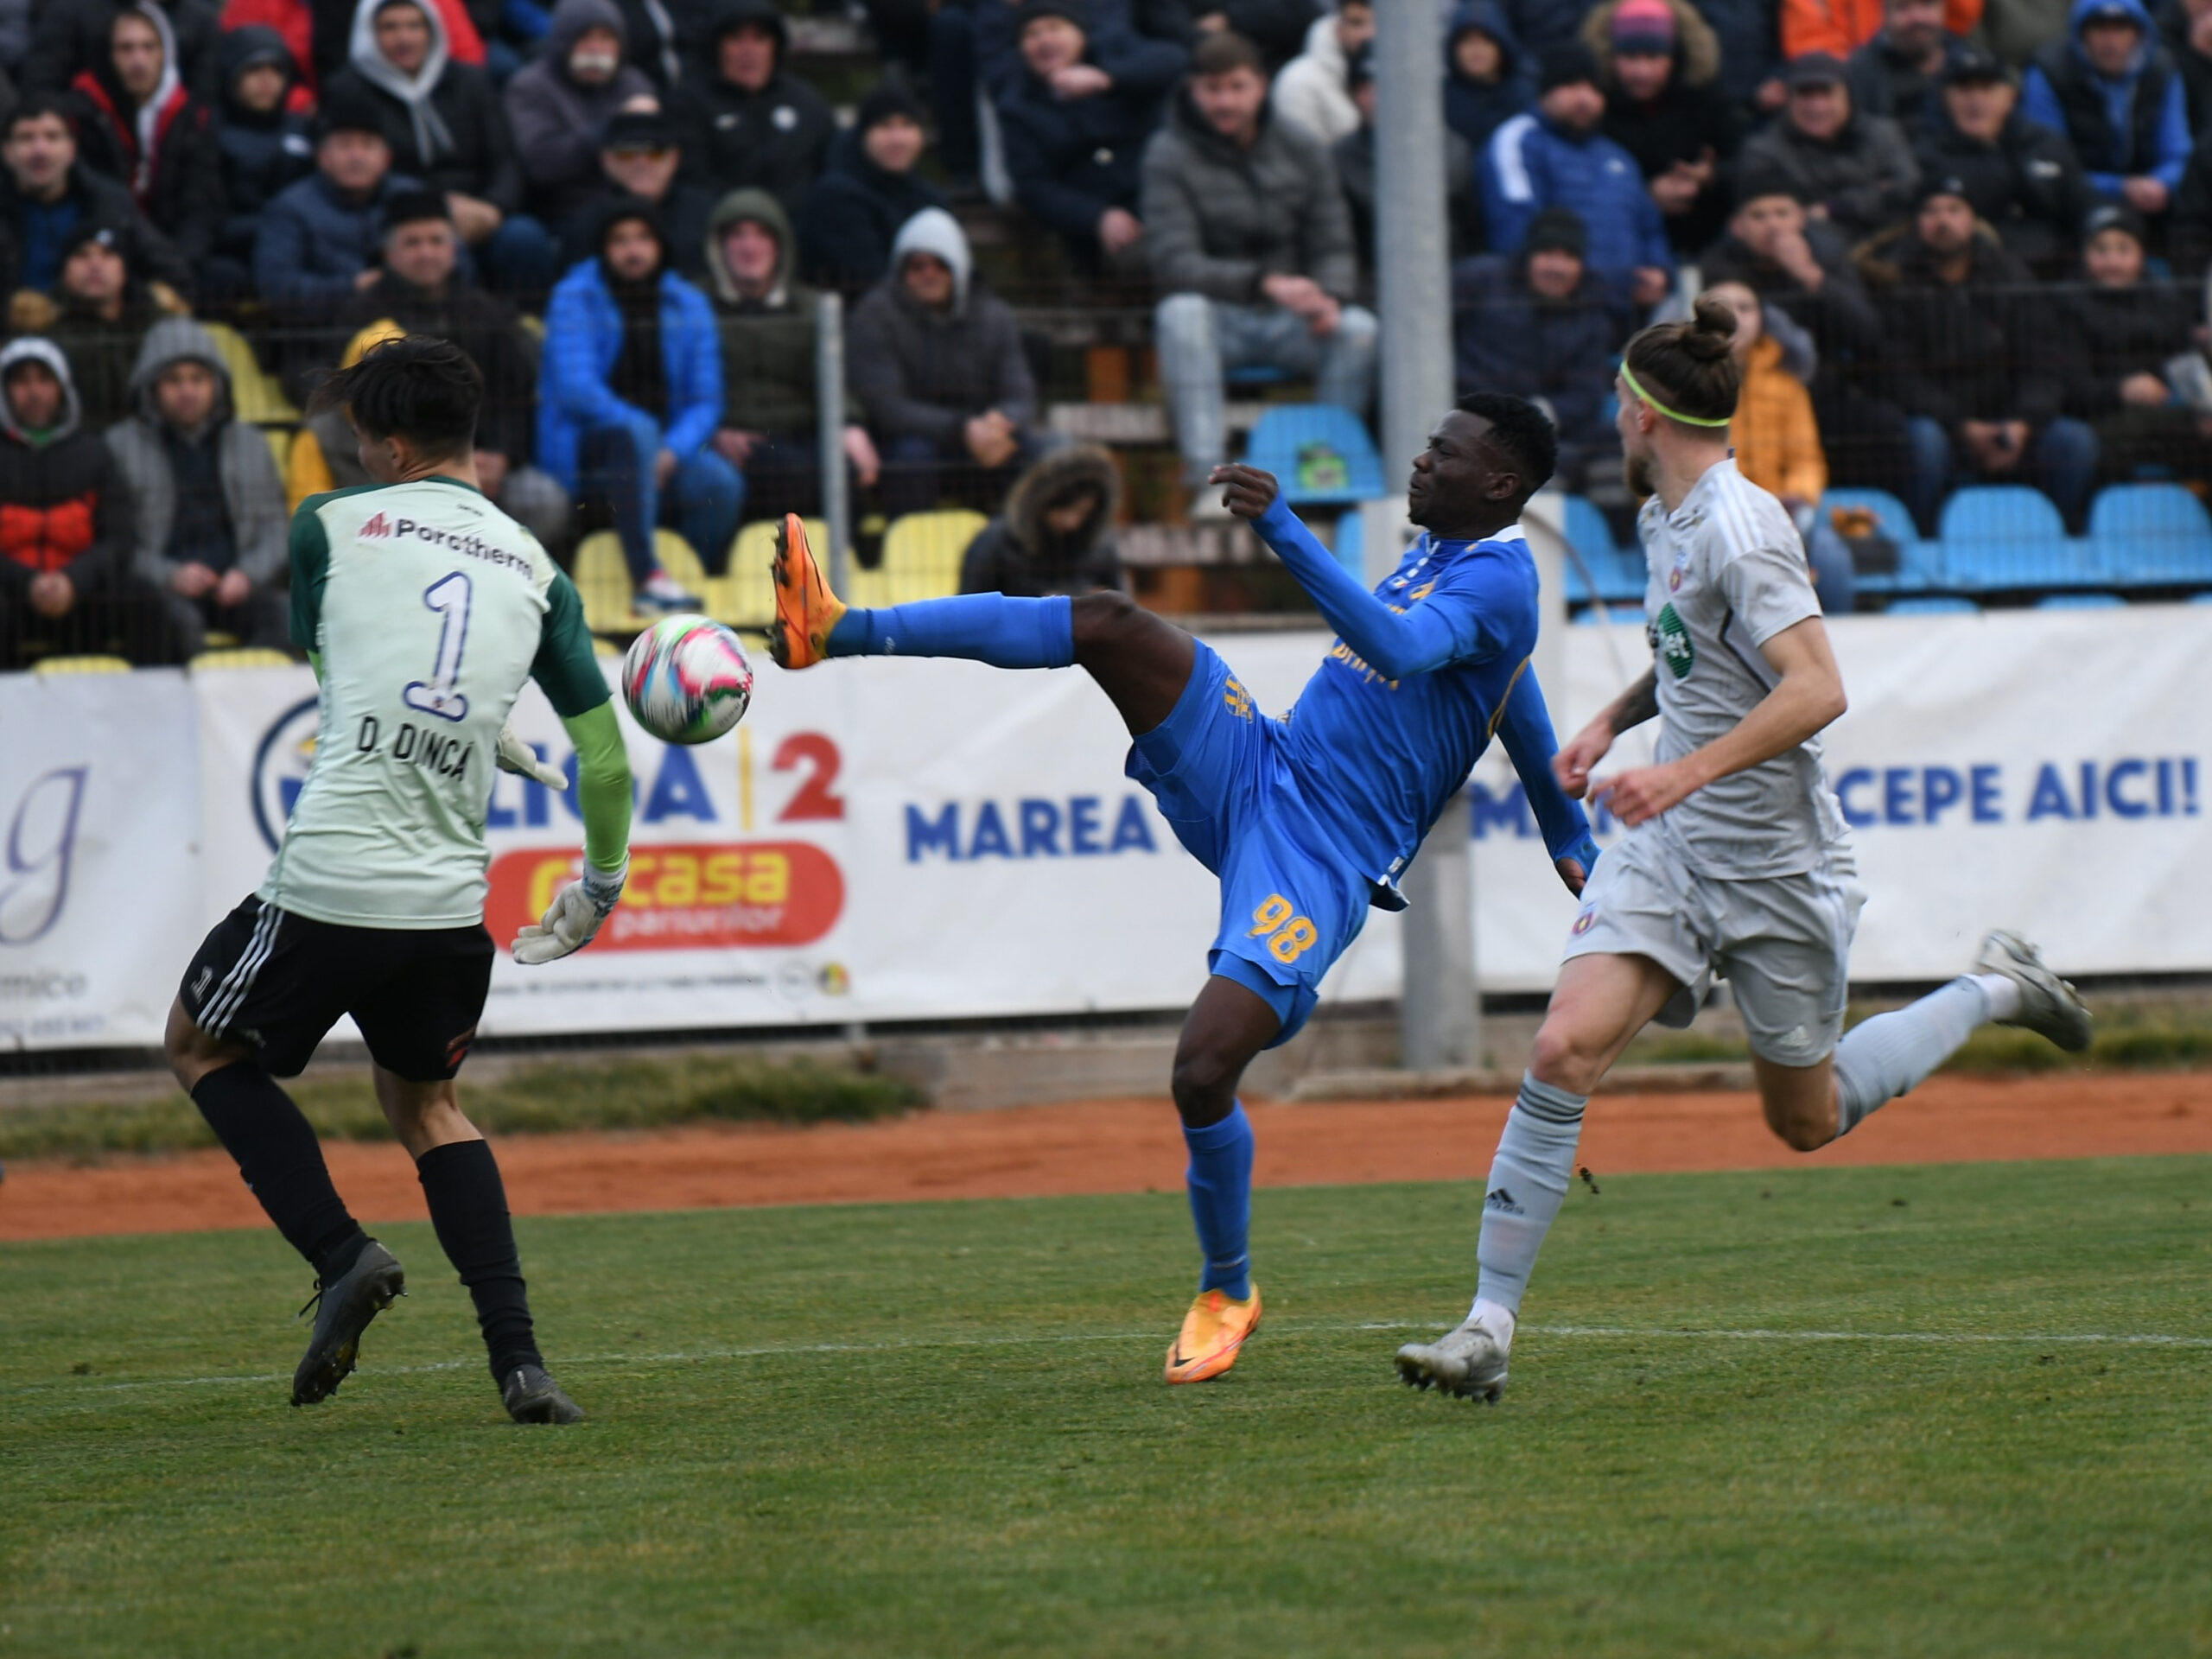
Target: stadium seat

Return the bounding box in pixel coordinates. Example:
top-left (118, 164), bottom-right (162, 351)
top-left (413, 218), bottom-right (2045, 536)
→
top-left (1243, 405), bottom-right (1385, 505)
top-left (1939, 486), bottom-right (2101, 591)
top-left (31, 654), bottom-right (134, 674)
top-left (1820, 487), bottom-right (1936, 593)
top-left (189, 648), bottom-right (295, 669)
top-left (573, 529), bottom-right (708, 633)
top-left (1560, 494), bottom-right (1643, 604)
top-left (1885, 596), bottom-right (1980, 615)
top-left (201, 321), bottom-right (299, 423)
top-left (709, 518), bottom-right (828, 631)
top-left (2036, 593), bottom-right (2126, 608)
top-left (2088, 483), bottom-right (2212, 587)
top-left (851, 510), bottom-right (988, 608)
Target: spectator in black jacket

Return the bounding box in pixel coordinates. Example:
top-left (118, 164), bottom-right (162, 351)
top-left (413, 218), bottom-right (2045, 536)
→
top-left (67, 3), bottom-right (224, 267)
top-left (959, 442), bottom-right (1125, 594)
top-left (207, 28), bottom-right (313, 305)
top-left (558, 106), bottom-right (714, 281)
top-left (2168, 126), bottom-right (2212, 273)
top-left (324, 0), bottom-right (557, 294)
top-left (2155, 0), bottom-right (2212, 131)
top-left (1584, 0), bottom-right (1741, 256)
top-left (0, 94), bottom-right (188, 315)
top-left (998, 0), bottom-right (1167, 274)
top-left (1336, 42), bottom-right (1480, 288)
top-left (47, 219), bottom-right (172, 431)
top-left (2063, 201), bottom-right (2206, 481)
top-left (797, 83), bottom-right (948, 289)
top-left (1195, 0), bottom-right (1319, 73)
top-left (1443, 0), bottom-right (1533, 155)
top-left (1702, 168), bottom-right (1910, 493)
top-left (1847, 0), bottom-right (1969, 136)
top-left (848, 207), bottom-right (1053, 517)
top-left (1452, 209), bottom-right (1631, 492)
top-left (1868, 175), bottom-right (2099, 530)
top-left (1738, 52), bottom-right (1921, 239)
top-left (1916, 48), bottom-right (2091, 277)
top-left (677, 0), bottom-right (836, 219)
top-left (22, 0), bottom-right (219, 105)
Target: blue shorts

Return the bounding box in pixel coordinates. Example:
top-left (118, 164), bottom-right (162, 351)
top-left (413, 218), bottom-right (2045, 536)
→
top-left (1124, 641), bottom-right (1373, 1046)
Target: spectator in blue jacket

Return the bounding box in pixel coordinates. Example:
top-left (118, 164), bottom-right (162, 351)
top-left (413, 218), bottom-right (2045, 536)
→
top-left (2023, 0), bottom-right (2190, 218)
top-left (1444, 1), bottom-right (1533, 154)
top-left (1452, 207), bottom-right (1634, 491)
top-left (998, 0), bottom-right (1166, 273)
top-left (538, 197), bottom-right (741, 610)
top-left (1484, 42), bottom-right (1673, 308)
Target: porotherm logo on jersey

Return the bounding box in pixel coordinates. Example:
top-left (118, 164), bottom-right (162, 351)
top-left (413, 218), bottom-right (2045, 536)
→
top-left (1652, 603), bottom-right (1696, 680)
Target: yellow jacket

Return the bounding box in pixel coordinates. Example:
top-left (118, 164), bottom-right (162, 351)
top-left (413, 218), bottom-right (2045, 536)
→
top-left (1730, 334), bottom-right (1827, 504)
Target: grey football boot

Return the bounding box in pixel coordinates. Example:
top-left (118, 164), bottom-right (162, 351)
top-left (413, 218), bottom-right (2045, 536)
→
top-left (1395, 1319), bottom-right (1510, 1403)
top-left (1974, 931), bottom-right (2092, 1052)
top-left (292, 1241), bottom-right (405, 1406)
top-left (502, 1364), bottom-right (586, 1425)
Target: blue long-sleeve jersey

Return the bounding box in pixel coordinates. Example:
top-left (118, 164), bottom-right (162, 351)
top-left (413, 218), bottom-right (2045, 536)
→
top-left (1250, 495), bottom-right (1599, 893)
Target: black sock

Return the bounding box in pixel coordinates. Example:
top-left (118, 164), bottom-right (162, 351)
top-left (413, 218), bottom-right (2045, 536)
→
top-left (416, 1139), bottom-right (543, 1382)
top-left (190, 1063), bottom-right (368, 1279)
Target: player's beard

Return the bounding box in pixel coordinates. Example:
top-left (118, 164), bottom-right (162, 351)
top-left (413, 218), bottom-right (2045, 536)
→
top-left (1623, 450), bottom-right (1656, 505)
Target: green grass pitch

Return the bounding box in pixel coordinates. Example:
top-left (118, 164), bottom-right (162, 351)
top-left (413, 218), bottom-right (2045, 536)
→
top-left (5, 1156), bottom-right (2210, 1657)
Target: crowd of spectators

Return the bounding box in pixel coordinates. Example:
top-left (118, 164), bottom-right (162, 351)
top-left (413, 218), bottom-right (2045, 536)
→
top-left (3, 0), bottom-right (2211, 662)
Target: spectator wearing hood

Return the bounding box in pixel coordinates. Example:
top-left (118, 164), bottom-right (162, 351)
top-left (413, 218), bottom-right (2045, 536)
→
top-left (1142, 30), bottom-right (1374, 509)
top-left (2024, 0), bottom-right (2190, 215)
top-left (47, 219), bottom-right (176, 430)
top-left (306, 0), bottom-right (488, 85)
top-left (22, 0), bottom-right (219, 104)
top-left (1582, 0), bottom-right (1741, 256)
top-left (559, 106), bottom-right (714, 280)
top-left (2059, 201), bottom-right (2206, 481)
top-left (999, 0), bottom-right (1170, 272)
top-left (1451, 208), bottom-right (1631, 491)
top-left (505, 0), bottom-right (658, 226)
top-left (959, 442), bottom-right (1126, 595)
top-left (207, 28), bottom-right (314, 299)
top-left (1738, 52), bottom-right (1920, 238)
top-left (797, 83), bottom-right (949, 289)
top-left (539, 197), bottom-right (738, 608)
top-left (103, 316), bottom-right (289, 657)
top-left (1484, 43), bottom-right (1672, 304)
top-left (1847, 0), bottom-right (1972, 136)
top-left (1444, 2), bottom-right (1533, 155)
top-left (322, 0), bottom-right (557, 293)
top-left (1782, 0), bottom-right (1983, 60)
top-left (1916, 47), bottom-right (2091, 276)
top-left (1866, 175), bottom-right (2095, 531)
top-left (675, 0), bottom-right (836, 219)
top-left (327, 188), bottom-right (570, 551)
top-left (1337, 42), bottom-right (1480, 286)
top-left (702, 188), bottom-right (879, 521)
top-left (1274, 0), bottom-right (1371, 144)
top-left (848, 207), bottom-right (1052, 518)
top-left (0, 337), bottom-right (166, 668)
top-left (0, 92), bottom-right (188, 308)
top-left (67, 3), bottom-right (224, 266)
top-left (2156, 0), bottom-right (2212, 130)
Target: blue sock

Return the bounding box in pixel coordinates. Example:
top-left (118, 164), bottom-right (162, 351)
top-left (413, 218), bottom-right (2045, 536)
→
top-left (1183, 1103), bottom-right (1255, 1300)
top-left (826, 593), bottom-right (1075, 668)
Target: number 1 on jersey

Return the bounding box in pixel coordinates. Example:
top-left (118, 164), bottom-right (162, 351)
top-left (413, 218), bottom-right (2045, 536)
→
top-left (404, 572), bottom-right (472, 721)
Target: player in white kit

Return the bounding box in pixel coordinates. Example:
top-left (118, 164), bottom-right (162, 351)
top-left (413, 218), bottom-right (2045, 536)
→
top-left (165, 338), bottom-right (635, 1422)
top-left (1395, 299), bottom-right (2093, 1402)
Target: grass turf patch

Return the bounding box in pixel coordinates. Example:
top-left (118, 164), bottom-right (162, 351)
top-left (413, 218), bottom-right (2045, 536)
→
top-left (3, 1158), bottom-right (2210, 1656)
top-left (0, 1055), bottom-right (919, 1163)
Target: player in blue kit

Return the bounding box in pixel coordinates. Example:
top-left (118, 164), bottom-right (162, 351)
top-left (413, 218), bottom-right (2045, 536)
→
top-left (770, 392), bottom-right (1598, 1382)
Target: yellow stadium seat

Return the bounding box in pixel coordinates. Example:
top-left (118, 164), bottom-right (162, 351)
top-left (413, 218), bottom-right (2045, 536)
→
top-left (594, 635), bottom-right (621, 657)
top-left (191, 648), bottom-right (296, 670)
top-left (201, 321), bottom-right (300, 423)
top-left (708, 517), bottom-right (826, 632)
top-left (850, 510), bottom-right (987, 608)
top-left (573, 529), bottom-right (709, 634)
top-left (32, 654), bottom-right (134, 675)
top-left (264, 427), bottom-right (292, 473)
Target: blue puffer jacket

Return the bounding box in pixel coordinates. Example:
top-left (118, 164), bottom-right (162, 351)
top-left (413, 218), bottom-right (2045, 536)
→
top-left (536, 257), bottom-right (726, 493)
top-left (252, 170), bottom-right (424, 311)
top-left (1481, 112), bottom-right (1673, 278)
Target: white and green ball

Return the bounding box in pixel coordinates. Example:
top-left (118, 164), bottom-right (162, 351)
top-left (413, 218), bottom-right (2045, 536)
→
top-left (620, 615), bottom-right (754, 745)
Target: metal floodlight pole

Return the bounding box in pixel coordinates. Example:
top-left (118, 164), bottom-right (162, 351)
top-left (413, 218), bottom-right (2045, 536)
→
top-left (815, 289), bottom-right (853, 594)
top-left (1375, 0), bottom-right (1478, 1071)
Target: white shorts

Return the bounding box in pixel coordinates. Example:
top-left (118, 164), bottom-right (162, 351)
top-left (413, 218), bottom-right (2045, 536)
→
top-left (1561, 828), bottom-right (1866, 1068)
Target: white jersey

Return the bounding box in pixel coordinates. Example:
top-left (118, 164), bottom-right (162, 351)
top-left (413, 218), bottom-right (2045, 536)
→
top-left (1637, 458), bottom-right (1850, 879)
top-left (260, 476), bottom-right (606, 929)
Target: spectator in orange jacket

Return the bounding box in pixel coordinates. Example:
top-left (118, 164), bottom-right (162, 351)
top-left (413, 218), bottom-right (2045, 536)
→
top-left (1783, 0), bottom-right (1982, 60)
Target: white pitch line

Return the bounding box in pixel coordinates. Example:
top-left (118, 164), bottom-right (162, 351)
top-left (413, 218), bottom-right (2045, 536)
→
top-left (13, 1321), bottom-right (2212, 1400)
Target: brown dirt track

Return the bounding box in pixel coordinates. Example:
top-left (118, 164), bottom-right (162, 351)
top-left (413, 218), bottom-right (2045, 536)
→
top-left (4, 1071), bottom-right (2211, 1243)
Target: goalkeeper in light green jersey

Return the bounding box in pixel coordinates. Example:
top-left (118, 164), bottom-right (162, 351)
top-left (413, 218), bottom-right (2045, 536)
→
top-left (165, 335), bottom-right (632, 1425)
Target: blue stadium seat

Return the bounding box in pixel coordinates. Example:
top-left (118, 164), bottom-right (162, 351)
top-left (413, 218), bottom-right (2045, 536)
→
top-left (1244, 405), bottom-right (1385, 505)
top-left (2035, 593), bottom-right (2126, 608)
top-left (2088, 483), bottom-right (2212, 587)
top-left (1560, 494), bottom-right (1644, 603)
top-left (1939, 486), bottom-right (2101, 591)
top-left (1885, 596), bottom-right (1980, 615)
top-left (1819, 487), bottom-right (1936, 593)
top-left (1225, 362), bottom-right (1294, 388)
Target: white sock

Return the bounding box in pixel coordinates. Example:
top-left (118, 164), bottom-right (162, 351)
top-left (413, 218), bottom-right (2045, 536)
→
top-left (1466, 1296), bottom-right (1516, 1348)
top-left (1472, 1073), bottom-right (1587, 1319)
top-left (1833, 976), bottom-right (1992, 1136)
top-left (1970, 971), bottom-right (2021, 1022)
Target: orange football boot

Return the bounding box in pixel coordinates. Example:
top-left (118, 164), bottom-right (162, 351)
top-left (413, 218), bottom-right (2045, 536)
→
top-left (768, 512), bottom-right (846, 668)
top-left (1164, 1284), bottom-right (1262, 1384)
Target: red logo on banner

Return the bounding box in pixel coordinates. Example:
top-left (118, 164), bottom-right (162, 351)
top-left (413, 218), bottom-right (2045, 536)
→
top-left (486, 842), bottom-right (844, 951)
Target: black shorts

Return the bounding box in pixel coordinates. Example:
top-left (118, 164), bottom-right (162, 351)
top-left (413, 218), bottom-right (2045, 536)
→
top-left (180, 895), bottom-right (495, 1082)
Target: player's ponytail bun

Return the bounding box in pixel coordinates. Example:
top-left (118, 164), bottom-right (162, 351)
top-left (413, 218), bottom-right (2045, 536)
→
top-left (1621, 297), bottom-right (1743, 430)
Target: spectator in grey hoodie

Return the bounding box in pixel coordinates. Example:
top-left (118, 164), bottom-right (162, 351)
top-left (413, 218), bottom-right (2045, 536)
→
top-left (504, 0), bottom-right (659, 226)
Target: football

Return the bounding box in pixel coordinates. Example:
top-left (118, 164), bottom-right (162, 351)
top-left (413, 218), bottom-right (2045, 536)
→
top-left (620, 614), bottom-right (754, 745)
